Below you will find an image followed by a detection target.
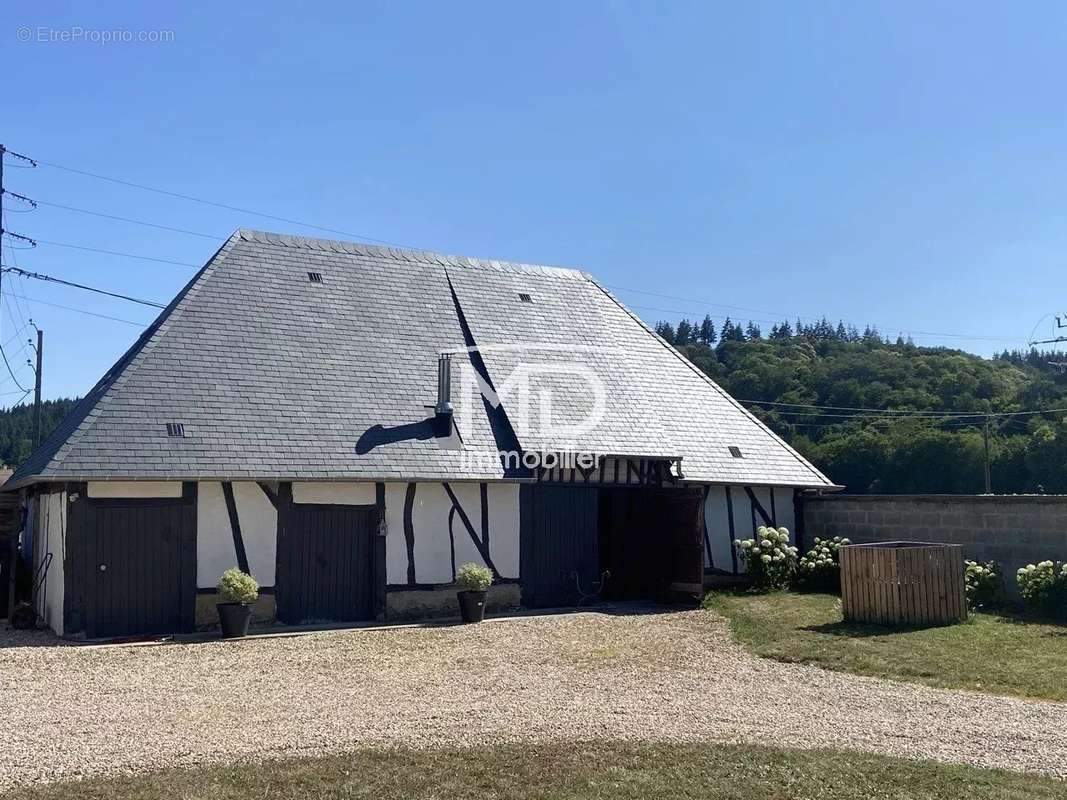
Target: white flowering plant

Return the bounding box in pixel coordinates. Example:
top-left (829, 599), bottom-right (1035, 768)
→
top-left (735, 526), bottom-right (798, 592)
top-left (795, 535), bottom-right (850, 593)
top-left (964, 560), bottom-right (1003, 611)
top-left (217, 568), bottom-right (259, 605)
top-left (1017, 561), bottom-right (1067, 618)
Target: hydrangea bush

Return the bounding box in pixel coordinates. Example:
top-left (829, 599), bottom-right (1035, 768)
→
top-left (735, 526), bottom-right (798, 592)
top-left (1017, 561), bottom-right (1067, 618)
top-left (795, 535), bottom-right (850, 593)
top-left (964, 560), bottom-right (1004, 611)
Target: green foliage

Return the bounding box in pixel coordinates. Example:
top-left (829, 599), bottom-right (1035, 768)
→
top-left (964, 560), bottom-right (1004, 610)
top-left (734, 526), bottom-right (797, 591)
top-left (658, 316), bottom-right (1067, 493)
top-left (0, 398), bottom-right (80, 469)
top-left (795, 536), bottom-right (850, 593)
top-left (217, 568), bottom-right (259, 604)
top-left (1016, 561), bottom-right (1067, 618)
top-left (456, 562), bottom-right (492, 592)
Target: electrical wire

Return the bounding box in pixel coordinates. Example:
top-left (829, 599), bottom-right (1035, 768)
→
top-left (34, 200), bottom-right (223, 240)
top-left (740, 398), bottom-right (1067, 419)
top-left (1, 266), bottom-right (167, 308)
top-left (32, 238), bottom-right (199, 268)
top-left (36, 158), bottom-right (409, 247)
top-left (0, 344), bottom-right (28, 392)
top-left (16, 293), bottom-right (150, 326)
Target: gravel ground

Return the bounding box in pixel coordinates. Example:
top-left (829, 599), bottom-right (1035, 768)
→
top-left (0, 608), bottom-right (1064, 788)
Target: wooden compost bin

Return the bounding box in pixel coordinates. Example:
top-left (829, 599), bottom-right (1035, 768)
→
top-left (839, 542), bottom-right (966, 626)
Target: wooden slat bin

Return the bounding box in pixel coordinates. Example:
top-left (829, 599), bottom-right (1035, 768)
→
top-left (839, 542), bottom-right (966, 626)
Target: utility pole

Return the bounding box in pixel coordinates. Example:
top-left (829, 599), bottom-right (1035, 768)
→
top-left (32, 327), bottom-right (42, 448)
top-left (0, 144), bottom-right (38, 622)
top-left (983, 416), bottom-right (992, 494)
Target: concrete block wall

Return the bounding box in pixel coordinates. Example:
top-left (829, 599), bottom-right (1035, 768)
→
top-left (804, 495), bottom-right (1067, 597)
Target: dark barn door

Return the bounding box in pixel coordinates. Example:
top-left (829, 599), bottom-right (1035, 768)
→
top-left (650, 488), bottom-right (705, 598)
top-left (520, 485), bottom-right (599, 608)
top-left (277, 503), bottom-right (377, 624)
top-left (67, 485), bottom-right (197, 639)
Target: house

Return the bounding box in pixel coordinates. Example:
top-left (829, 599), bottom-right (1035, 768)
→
top-left (4, 230), bottom-right (834, 638)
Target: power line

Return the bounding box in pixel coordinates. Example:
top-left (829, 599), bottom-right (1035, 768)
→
top-left (36, 157), bottom-right (409, 247)
top-left (1, 266), bottom-right (167, 308)
top-left (32, 238), bottom-right (199, 268)
top-left (34, 199), bottom-right (223, 240)
top-left (17, 293), bottom-right (150, 326)
top-left (0, 344), bottom-right (27, 392)
top-left (742, 398), bottom-right (1067, 420)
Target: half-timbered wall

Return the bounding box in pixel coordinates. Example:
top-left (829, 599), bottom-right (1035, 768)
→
top-left (384, 482), bottom-right (520, 586)
top-left (702, 485), bottom-right (798, 573)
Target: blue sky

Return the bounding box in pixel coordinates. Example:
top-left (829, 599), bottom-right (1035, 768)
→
top-left (4, 1), bottom-right (1067, 401)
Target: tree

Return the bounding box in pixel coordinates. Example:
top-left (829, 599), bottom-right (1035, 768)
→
top-left (698, 315), bottom-right (717, 346)
top-left (654, 321), bottom-right (676, 344)
top-left (675, 319), bottom-right (695, 345)
top-left (745, 321), bottom-right (762, 340)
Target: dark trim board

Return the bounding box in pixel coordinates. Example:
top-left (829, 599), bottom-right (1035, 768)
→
top-left (725, 486), bottom-right (738, 574)
top-left (221, 482), bottom-right (250, 574)
top-left (743, 486), bottom-right (774, 527)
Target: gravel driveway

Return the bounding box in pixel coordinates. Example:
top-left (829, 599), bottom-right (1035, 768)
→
top-left (0, 608), bottom-right (1064, 788)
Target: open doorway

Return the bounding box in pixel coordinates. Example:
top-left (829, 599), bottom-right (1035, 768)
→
top-left (597, 487), bottom-right (705, 602)
top-left (520, 484), bottom-right (705, 608)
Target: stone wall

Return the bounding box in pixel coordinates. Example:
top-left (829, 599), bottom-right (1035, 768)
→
top-left (804, 494), bottom-right (1067, 596)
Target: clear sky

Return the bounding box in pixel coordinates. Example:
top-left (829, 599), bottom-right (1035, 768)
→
top-left (4, 1), bottom-right (1067, 401)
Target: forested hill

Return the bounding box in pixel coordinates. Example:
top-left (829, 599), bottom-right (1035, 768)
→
top-left (659, 316), bottom-right (1067, 494)
top-left (0, 398), bottom-right (80, 470)
top-left (4, 321), bottom-right (1067, 494)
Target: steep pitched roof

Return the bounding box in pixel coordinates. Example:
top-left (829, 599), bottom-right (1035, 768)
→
top-left (6, 230), bottom-right (832, 489)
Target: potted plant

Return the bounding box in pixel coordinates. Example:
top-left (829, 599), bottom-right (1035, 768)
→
top-left (217, 567), bottom-right (259, 638)
top-left (455, 562), bottom-right (492, 624)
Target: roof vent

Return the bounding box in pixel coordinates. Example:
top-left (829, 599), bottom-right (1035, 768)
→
top-left (308, 272), bottom-right (324, 283)
top-left (728, 446), bottom-right (743, 458)
top-left (518, 293), bottom-right (533, 303)
top-left (166, 423), bottom-right (186, 438)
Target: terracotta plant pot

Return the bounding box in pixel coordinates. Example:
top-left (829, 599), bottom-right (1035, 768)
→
top-left (217, 602), bottom-right (253, 638)
top-left (457, 590), bottom-right (487, 623)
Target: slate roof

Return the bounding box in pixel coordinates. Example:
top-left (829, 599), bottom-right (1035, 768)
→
top-left (6, 230), bottom-right (833, 489)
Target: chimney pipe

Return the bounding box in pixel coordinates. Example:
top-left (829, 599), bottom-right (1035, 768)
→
top-left (435, 352), bottom-right (453, 416)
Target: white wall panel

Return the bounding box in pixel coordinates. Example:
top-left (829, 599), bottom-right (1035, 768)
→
top-left (197, 481), bottom-right (238, 588)
top-left (233, 482), bottom-right (278, 586)
top-left (36, 491), bottom-right (66, 635)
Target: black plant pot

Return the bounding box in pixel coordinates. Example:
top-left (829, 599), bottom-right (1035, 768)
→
top-left (457, 590), bottom-right (487, 624)
top-left (217, 602), bottom-right (253, 638)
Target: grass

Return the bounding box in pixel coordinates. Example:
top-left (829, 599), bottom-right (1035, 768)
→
top-left (5, 741), bottom-right (1064, 800)
top-left (704, 591), bottom-right (1067, 701)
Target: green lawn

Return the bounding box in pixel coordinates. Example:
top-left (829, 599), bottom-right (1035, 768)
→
top-left (5, 741), bottom-right (1064, 800)
top-left (704, 591), bottom-right (1067, 701)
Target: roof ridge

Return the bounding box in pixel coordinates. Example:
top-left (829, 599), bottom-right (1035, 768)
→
top-left (237, 228), bottom-right (591, 280)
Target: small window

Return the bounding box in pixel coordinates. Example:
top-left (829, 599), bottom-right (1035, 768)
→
top-left (308, 272), bottom-right (324, 283)
top-left (728, 446), bottom-right (743, 458)
top-left (166, 423), bottom-right (186, 438)
top-left (518, 293), bottom-right (533, 303)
